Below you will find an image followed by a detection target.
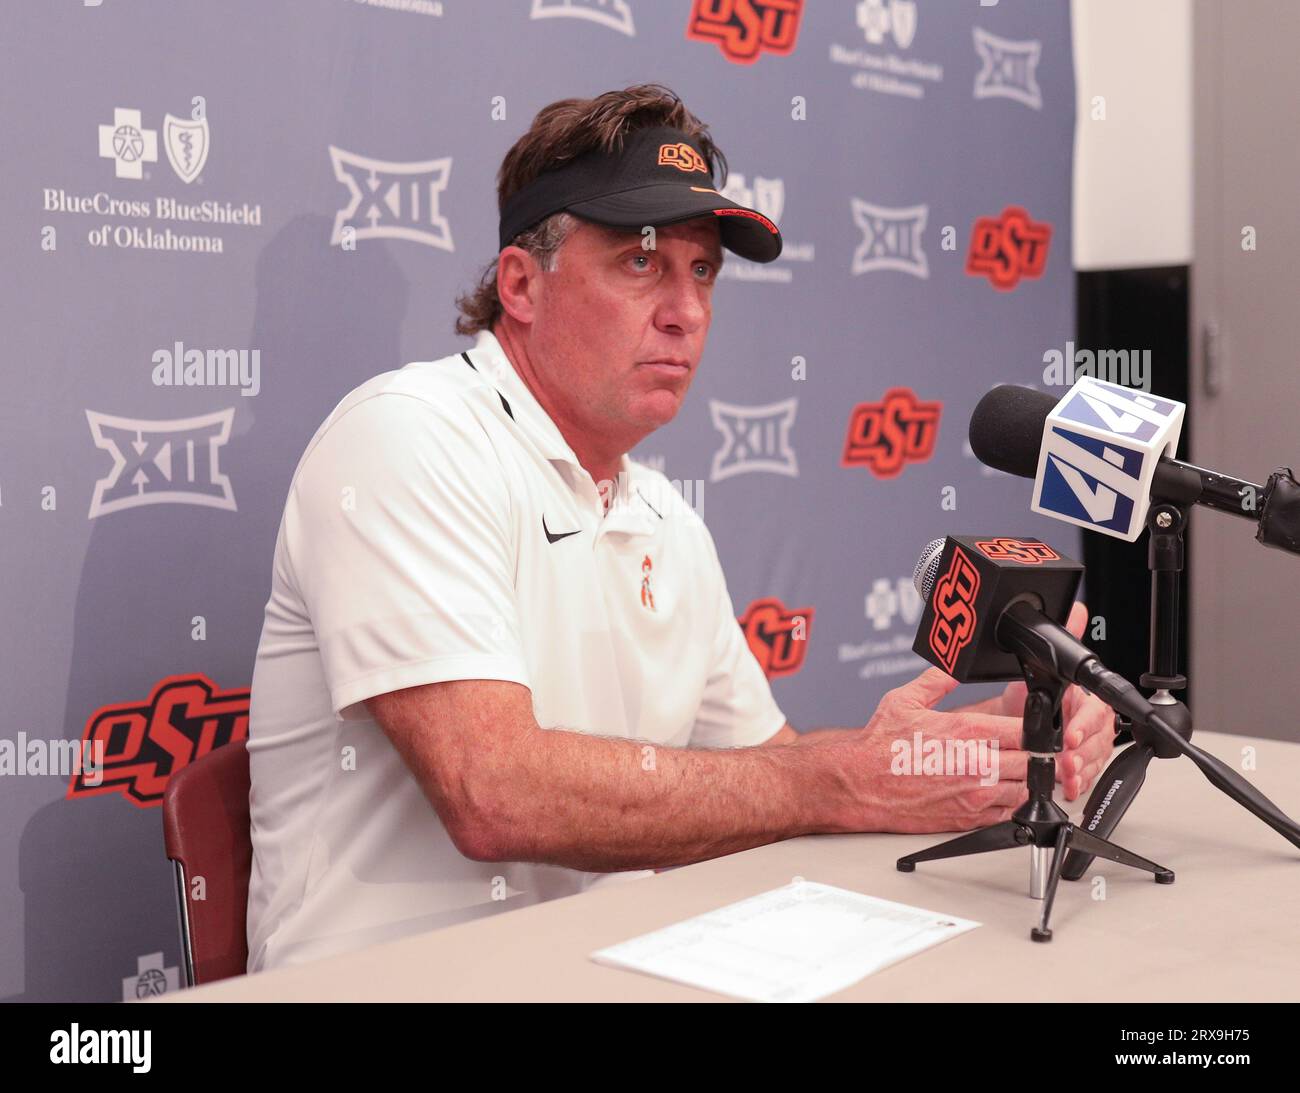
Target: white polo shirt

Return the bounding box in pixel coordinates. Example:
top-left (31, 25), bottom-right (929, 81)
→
top-left (245, 329), bottom-right (787, 972)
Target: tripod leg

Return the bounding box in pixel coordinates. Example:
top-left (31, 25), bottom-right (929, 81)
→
top-left (1061, 742), bottom-right (1156, 881)
top-left (1031, 824), bottom-right (1070, 942)
top-left (1178, 736), bottom-right (1300, 851)
top-left (897, 820), bottom-right (1026, 871)
top-left (1065, 825), bottom-right (1175, 883)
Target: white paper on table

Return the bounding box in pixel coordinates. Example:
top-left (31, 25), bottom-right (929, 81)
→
top-left (589, 880), bottom-right (980, 1003)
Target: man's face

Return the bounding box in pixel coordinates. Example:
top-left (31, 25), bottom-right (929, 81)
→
top-left (524, 217), bottom-right (723, 451)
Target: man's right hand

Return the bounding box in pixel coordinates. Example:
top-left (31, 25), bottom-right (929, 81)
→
top-left (836, 668), bottom-right (1033, 834)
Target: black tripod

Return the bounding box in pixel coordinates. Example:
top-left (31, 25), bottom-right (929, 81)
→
top-left (1061, 500), bottom-right (1300, 879)
top-left (897, 662), bottom-right (1174, 942)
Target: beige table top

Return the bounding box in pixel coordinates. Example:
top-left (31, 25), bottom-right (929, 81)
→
top-left (168, 731), bottom-right (1300, 1002)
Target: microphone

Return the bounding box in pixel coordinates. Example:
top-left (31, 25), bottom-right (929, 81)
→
top-left (911, 534), bottom-right (1117, 698)
top-left (969, 381), bottom-right (1300, 553)
top-left (911, 535), bottom-right (1300, 851)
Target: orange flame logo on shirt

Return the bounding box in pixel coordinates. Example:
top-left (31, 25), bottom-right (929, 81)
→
top-left (640, 554), bottom-right (656, 611)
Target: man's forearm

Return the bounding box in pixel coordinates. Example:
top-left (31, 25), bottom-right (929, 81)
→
top-left (788, 726), bottom-right (857, 746)
top-left (787, 702), bottom-right (1006, 743)
top-left (461, 728), bottom-right (860, 872)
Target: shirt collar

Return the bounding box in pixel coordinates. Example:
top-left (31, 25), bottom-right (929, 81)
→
top-left (468, 329), bottom-right (636, 485)
top-left (466, 330), bottom-right (656, 534)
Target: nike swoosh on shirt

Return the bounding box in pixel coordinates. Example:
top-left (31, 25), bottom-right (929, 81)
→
top-left (543, 515), bottom-right (581, 543)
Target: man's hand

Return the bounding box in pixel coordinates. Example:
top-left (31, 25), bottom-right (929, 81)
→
top-left (835, 670), bottom-right (1033, 834)
top-left (956, 601), bottom-right (1116, 802)
top-left (832, 601), bottom-right (1118, 833)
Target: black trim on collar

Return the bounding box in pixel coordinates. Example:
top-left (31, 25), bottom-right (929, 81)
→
top-left (460, 351), bottom-right (514, 421)
top-left (635, 487), bottom-right (663, 520)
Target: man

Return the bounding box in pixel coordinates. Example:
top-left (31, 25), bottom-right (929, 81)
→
top-left (245, 85), bottom-right (1114, 973)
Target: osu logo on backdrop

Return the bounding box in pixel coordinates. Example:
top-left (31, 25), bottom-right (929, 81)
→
top-left (686, 0), bottom-right (803, 64)
top-left (67, 673), bottom-right (249, 808)
top-left (739, 597), bottom-right (813, 678)
top-left (928, 547), bottom-right (980, 673)
top-left (966, 205), bottom-right (1051, 290)
top-left (843, 388), bottom-right (941, 478)
top-left (975, 538), bottom-right (1060, 564)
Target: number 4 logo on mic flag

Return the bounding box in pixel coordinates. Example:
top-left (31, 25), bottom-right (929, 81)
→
top-left (1031, 378), bottom-right (1185, 541)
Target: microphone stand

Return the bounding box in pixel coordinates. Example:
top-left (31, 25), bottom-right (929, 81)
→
top-left (896, 660), bottom-right (1174, 942)
top-left (1060, 499), bottom-right (1300, 879)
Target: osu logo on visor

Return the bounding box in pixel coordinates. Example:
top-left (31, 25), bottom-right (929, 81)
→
top-left (67, 673), bottom-right (249, 808)
top-left (974, 538), bottom-right (1060, 564)
top-left (739, 596), bottom-right (813, 678)
top-left (658, 142), bottom-right (708, 173)
top-left (928, 547), bottom-right (980, 673)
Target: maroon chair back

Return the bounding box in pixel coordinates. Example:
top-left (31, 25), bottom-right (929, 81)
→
top-left (162, 738), bottom-right (252, 986)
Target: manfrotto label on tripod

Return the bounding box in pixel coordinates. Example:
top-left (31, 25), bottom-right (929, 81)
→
top-left (1087, 778), bottom-right (1125, 831)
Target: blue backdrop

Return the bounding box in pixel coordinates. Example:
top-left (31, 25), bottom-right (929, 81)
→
top-left (2, 0), bottom-right (1076, 1001)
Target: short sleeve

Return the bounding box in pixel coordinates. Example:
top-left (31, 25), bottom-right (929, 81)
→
top-left (688, 529), bottom-right (788, 749)
top-left (284, 392), bottom-right (529, 721)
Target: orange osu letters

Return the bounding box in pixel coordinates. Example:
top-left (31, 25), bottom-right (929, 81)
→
top-left (928, 547), bottom-right (981, 673)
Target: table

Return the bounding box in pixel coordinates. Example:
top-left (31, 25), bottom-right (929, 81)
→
top-left (165, 731), bottom-right (1300, 1002)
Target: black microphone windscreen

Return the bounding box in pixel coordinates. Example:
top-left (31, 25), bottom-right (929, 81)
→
top-left (968, 385), bottom-right (1058, 479)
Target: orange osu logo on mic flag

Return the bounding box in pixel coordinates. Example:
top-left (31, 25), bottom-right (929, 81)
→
top-left (739, 597), bottom-right (813, 678)
top-left (928, 547), bottom-right (981, 673)
top-left (843, 387), bottom-right (942, 478)
top-left (975, 538), bottom-right (1060, 564)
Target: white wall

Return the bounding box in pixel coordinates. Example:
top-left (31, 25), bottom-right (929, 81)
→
top-left (1072, 0), bottom-right (1192, 269)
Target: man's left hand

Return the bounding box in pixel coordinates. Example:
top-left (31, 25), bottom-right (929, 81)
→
top-left (958, 601), bottom-right (1116, 802)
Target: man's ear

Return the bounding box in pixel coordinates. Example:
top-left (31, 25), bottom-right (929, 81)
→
top-left (497, 245), bottom-right (540, 324)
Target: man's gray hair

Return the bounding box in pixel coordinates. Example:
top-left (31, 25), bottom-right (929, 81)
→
top-left (453, 211), bottom-right (581, 336)
top-left (517, 210), bottom-right (580, 272)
